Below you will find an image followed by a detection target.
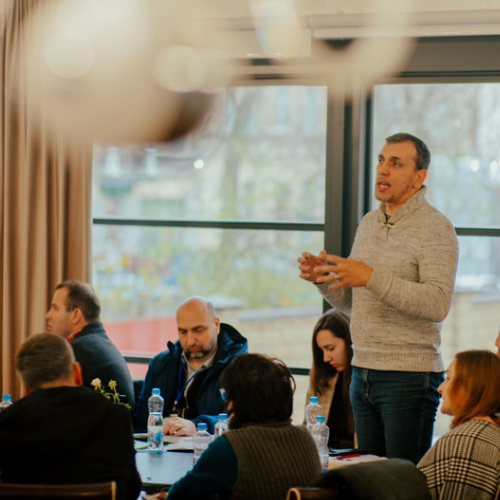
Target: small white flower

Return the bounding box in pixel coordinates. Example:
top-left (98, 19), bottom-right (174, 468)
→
top-left (91, 378), bottom-right (102, 388)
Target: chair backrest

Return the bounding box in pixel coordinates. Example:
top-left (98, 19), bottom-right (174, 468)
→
top-left (287, 487), bottom-right (342, 500)
top-left (314, 459), bottom-right (431, 500)
top-left (0, 481), bottom-right (116, 500)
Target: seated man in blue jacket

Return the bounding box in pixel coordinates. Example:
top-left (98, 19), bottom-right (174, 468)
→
top-left (134, 296), bottom-right (248, 435)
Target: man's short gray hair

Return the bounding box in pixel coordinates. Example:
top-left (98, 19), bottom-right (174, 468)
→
top-left (16, 333), bottom-right (75, 391)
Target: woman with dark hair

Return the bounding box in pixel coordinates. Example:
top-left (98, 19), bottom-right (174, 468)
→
top-left (418, 350), bottom-right (500, 500)
top-left (168, 353), bottom-right (321, 500)
top-left (306, 309), bottom-right (354, 449)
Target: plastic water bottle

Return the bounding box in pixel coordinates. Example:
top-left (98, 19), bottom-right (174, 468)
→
top-left (147, 388), bottom-right (164, 451)
top-left (312, 415), bottom-right (330, 472)
top-left (305, 396), bottom-right (322, 432)
top-left (193, 422), bottom-right (211, 464)
top-left (214, 413), bottom-right (229, 436)
top-left (0, 395), bottom-right (13, 413)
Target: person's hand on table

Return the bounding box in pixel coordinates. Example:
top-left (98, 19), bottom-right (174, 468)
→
top-left (141, 492), bottom-right (167, 500)
top-left (163, 417), bottom-right (196, 436)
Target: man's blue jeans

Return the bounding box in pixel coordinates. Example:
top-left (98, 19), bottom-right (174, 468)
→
top-left (350, 367), bottom-right (443, 464)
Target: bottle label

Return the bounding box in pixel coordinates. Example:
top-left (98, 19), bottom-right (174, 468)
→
top-left (147, 424), bottom-right (164, 450)
top-left (320, 451), bottom-right (329, 472)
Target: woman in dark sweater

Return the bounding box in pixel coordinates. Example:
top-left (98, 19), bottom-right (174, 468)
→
top-left (168, 353), bottom-right (321, 500)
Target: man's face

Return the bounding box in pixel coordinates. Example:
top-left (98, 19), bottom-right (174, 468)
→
top-left (176, 301), bottom-right (220, 365)
top-left (46, 287), bottom-right (75, 338)
top-left (375, 141), bottom-right (427, 214)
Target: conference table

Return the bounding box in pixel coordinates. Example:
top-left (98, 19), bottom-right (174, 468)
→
top-left (136, 449), bottom-right (194, 489)
top-left (134, 437), bottom-right (386, 496)
top-left (135, 436), bottom-right (195, 492)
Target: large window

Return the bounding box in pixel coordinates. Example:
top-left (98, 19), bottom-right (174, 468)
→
top-left (372, 82), bottom-right (500, 435)
top-left (93, 37), bottom-right (500, 432)
top-left (92, 85), bottom-right (329, 421)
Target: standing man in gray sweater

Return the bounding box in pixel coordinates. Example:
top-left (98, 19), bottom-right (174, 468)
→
top-left (299, 133), bottom-right (459, 464)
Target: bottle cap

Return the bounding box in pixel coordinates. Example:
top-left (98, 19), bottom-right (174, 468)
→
top-left (218, 413), bottom-right (228, 420)
top-left (198, 422), bottom-right (208, 431)
top-left (316, 415), bottom-right (326, 423)
top-left (2, 395), bottom-right (11, 402)
top-left (309, 396), bottom-right (319, 404)
top-left (152, 388), bottom-right (161, 396)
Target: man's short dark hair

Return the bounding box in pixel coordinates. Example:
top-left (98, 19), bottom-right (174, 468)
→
top-left (221, 353), bottom-right (295, 429)
top-left (55, 281), bottom-right (101, 323)
top-left (386, 132), bottom-right (431, 171)
top-left (16, 333), bottom-right (75, 391)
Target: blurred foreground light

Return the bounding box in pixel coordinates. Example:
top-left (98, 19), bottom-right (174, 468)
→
top-left (153, 46), bottom-right (232, 93)
top-left (45, 32), bottom-right (94, 79)
top-left (263, 0), bottom-right (418, 101)
top-left (194, 159), bottom-right (204, 170)
top-left (249, 0), bottom-right (303, 58)
top-left (20, 0), bottom-right (230, 143)
top-left (91, 0), bottom-right (137, 23)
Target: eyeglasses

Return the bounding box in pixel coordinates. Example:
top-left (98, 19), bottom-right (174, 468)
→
top-left (219, 388), bottom-right (227, 401)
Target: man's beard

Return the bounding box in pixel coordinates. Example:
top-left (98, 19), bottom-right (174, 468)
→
top-left (185, 349), bottom-right (210, 359)
top-left (185, 344), bottom-right (215, 360)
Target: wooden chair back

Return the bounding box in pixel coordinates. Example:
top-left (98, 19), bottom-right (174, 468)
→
top-left (0, 481), bottom-right (116, 499)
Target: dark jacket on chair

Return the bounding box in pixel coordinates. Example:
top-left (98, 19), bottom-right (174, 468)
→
top-left (313, 458), bottom-right (431, 500)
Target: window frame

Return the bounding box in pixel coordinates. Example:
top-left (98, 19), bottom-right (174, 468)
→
top-left (93, 75), bottom-right (353, 372)
top-left (93, 36), bottom-right (500, 372)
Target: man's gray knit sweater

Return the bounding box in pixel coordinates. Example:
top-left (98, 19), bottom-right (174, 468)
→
top-left (317, 187), bottom-right (458, 372)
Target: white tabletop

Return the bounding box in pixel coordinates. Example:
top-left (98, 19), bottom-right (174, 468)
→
top-left (136, 450), bottom-right (194, 487)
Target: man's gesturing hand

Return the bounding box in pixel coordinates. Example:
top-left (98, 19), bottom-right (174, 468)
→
top-left (312, 251), bottom-right (373, 290)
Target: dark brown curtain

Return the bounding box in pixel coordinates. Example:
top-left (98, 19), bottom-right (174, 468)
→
top-left (0, 0), bottom-right (92, 397)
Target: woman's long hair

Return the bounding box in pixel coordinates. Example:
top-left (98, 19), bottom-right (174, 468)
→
top-left (449, 350), bottom-right (500, 429)
top-left (310, 309), bottom-right (354, 434)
